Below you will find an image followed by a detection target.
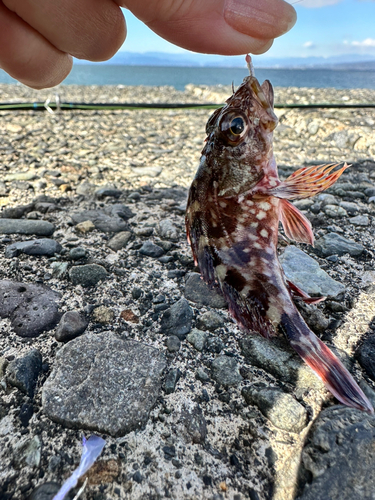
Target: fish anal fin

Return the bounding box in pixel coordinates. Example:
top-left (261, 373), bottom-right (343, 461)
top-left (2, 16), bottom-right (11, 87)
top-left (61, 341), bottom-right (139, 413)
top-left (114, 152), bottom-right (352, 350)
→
top-left (270, 163), bottom-right (350, 200)
top-left (286, 279), bottom-right (326, 304)
top-left (279, 199), bottom-right (314, 246)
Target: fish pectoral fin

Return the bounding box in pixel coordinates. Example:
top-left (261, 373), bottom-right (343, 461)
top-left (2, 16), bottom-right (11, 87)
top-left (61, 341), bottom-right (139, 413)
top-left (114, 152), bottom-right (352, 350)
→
top-left (269, 163), bottom-right (350, 200)
top-left (286, 279), bottom-right (326, 304)
top-left (279, 199), bottom-right (314, 245)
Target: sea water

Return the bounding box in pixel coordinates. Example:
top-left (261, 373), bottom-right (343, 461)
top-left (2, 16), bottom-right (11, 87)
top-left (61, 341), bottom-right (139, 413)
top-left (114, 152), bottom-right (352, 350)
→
top-left (1, 65), bottom-right (375, 91)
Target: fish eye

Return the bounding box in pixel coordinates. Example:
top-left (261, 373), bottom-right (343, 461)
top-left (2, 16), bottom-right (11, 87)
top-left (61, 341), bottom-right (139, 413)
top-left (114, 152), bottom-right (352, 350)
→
top-left (219, 110), bottom-right (248, 145)
top-left (229, 117), bottom-right (245, 135)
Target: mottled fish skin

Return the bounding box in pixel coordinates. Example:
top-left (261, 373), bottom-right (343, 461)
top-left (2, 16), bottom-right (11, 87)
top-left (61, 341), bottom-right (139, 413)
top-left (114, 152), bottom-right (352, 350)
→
top-left (186, 58), bottom-right (373, 414)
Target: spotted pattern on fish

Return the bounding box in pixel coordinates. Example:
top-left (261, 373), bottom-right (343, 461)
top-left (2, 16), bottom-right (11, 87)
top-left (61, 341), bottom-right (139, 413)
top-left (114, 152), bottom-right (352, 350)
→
top-left (186, 56), bottom-right (373, 414)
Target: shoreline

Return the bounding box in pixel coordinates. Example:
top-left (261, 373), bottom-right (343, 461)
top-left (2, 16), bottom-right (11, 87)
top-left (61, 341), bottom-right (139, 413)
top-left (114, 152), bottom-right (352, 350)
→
top-left (1, 83), bottom-right (375, 106)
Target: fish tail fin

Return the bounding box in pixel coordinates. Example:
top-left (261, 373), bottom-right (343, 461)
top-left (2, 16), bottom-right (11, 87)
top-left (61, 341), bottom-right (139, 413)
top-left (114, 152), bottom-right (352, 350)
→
top-left (281, 312), bottom-right (373, 413)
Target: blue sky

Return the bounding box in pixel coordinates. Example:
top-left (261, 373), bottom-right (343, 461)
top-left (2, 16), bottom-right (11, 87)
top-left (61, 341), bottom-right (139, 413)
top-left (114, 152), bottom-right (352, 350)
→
top-left (119, 0), bottom-right (375, 59)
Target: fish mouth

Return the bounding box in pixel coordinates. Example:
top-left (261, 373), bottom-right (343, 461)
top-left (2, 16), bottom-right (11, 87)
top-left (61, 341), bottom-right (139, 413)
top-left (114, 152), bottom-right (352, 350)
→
top-left (245, 54), bottom-right (277, 130)
top-left (246, 76), bottom-right (278, 132)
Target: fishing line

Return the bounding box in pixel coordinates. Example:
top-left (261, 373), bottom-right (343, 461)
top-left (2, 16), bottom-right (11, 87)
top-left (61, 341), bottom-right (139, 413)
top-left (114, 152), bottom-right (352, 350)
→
top-left (0, 101), bottom-right (374, 111)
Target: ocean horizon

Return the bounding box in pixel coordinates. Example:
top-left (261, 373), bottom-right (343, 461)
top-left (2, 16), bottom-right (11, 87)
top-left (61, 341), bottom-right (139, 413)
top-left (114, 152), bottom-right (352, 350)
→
top-left (1, 64), bottom-right (375, 91)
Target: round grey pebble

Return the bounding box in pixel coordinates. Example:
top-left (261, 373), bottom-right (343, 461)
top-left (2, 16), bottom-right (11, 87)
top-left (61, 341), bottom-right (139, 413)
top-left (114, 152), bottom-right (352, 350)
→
top-left (0, 280), bottom-right (61, 337)
top-left (349, 215), bottom-right (369, 226)
top-left (158, 219), bottom-right (179, 241)
top-left (55, 311), bottom-right (89, 342)
top-left (107, 231), bottom-right (132, 251)
top-left (196, 368), bottom-right (210, 382)
top-left (139, 240), bottom-right (165, 258)
top-left (6, 349), bottom-right (43, 397)
top-left (184, 273), bottom-right (227, 309)
top-left (95, 187), bottom-right (123, 198)
top-left (160, 297), bottom-right (193, 339)
top-left (242, 384), bottom-right (307, 433)
top-left (324, 205), bottom-right (347, 218)
top-left (196, 311), bottom-right (224, 331)
top-left (132, 287), bottom-right (143, 299)
top-left (69, 264), bottom-right (107, 287)
top-left (197, 311), bottom-right (224, 332)
top-left (164, 368), bottom-right (181, 394)
top-left (304, 307), bottom-right (330, 334)
top-left (211, 355), bottom-right (242, 386)
top-left (314, 232), bottom-right (364, 257)
top-left (68, 247), bottom-right (88, 260)
top-left (165, 335), bottom-right (181, 353)
top-left (186, 328), bottom-right (208, 351)
top-left (340, 201), bottom-right (359, 214)
top-left (128, 191), bottom-right (141, 201)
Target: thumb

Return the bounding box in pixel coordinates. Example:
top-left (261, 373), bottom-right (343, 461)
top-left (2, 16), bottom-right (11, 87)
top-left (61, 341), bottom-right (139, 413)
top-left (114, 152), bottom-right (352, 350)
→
top-left (119, 0), bottom-right (296, 55)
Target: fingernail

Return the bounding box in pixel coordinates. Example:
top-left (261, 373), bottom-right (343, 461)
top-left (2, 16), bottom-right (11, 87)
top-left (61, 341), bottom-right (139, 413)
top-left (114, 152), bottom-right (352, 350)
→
top-left (224, 0), bottom-right (296, 39)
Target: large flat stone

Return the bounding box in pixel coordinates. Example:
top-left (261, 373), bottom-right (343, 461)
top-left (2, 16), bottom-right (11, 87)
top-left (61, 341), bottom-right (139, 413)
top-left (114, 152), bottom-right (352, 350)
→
top-left (297, 406), bottom-right (375, 499)
top-left (42, 333), bottom-right (166, 437)
top-left (280, 245), bottom-right (345, 298)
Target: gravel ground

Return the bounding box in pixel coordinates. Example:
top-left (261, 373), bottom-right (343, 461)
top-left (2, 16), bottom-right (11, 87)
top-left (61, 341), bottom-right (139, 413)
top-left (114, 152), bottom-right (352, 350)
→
top-left (0, 83), bottom-right (375, 500)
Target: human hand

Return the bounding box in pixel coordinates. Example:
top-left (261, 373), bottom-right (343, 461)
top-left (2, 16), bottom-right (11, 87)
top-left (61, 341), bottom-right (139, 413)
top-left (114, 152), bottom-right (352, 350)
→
top-left (0, 0), bottom-right (296, 89)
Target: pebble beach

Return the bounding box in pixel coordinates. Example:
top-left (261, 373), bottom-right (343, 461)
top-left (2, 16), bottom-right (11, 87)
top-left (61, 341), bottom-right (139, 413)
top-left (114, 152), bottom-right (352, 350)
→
top-left (0, 82), bottom-right (375, 500)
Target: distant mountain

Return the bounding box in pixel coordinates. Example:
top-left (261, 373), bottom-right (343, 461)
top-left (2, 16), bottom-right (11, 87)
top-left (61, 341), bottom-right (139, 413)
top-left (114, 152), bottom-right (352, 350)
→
top-left (73, 52), bottom-right (375, 69)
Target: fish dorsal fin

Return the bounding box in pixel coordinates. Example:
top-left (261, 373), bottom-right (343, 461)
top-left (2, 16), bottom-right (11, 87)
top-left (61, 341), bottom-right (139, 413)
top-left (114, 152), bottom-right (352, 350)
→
top-left (279, 199), bottom-right (314, 246)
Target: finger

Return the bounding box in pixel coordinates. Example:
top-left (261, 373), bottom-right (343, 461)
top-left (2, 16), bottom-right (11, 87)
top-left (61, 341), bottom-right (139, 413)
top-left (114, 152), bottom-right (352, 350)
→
top-left (224, 0), bottom-right (297, 41)
top-left (120, 0), bottom-right (296, 55)
top-left (3, 0), bottom-right (126, 61)
top-left (0, 3), bottom-right (72, 89)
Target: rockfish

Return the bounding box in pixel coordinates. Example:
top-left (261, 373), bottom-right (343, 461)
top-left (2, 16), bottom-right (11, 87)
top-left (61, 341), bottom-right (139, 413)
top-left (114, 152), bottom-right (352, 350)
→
top-left (185, 55), bottom-right (373, 413)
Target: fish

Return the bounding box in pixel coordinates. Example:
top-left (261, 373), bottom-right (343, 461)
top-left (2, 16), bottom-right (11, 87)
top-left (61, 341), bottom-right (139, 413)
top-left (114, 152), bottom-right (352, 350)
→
top-left (185, 54), bottom-right (373, 414)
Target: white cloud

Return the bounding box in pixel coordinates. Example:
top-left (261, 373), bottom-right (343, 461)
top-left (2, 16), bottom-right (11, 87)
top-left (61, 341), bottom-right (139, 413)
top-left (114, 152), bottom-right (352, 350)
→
top-left (296, 0), bottom-right (343, 7)
top-left (351, 38), bottom-right (375, 47)
top-left (303, 41), bottom-right (315, 48)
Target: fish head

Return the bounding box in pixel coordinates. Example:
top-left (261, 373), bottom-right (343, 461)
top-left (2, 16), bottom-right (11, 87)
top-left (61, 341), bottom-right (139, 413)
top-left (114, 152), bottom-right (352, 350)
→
top-left (203, 74), bottom-right (278, 197)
